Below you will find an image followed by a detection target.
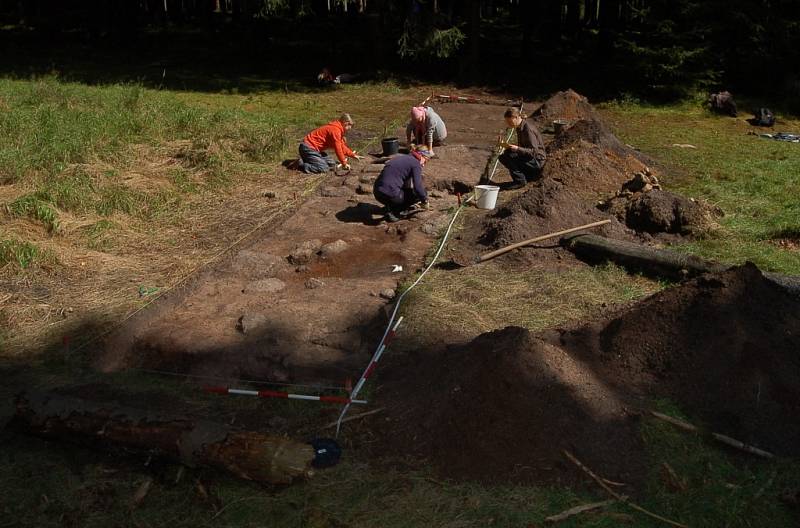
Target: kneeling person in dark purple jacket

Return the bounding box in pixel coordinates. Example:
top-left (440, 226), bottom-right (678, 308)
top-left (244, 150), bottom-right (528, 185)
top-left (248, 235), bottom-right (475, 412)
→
top-left (373, 148), bottom-right (432, 223)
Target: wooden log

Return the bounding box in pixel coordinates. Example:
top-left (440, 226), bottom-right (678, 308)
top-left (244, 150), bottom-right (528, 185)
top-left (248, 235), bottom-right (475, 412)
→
top-left (10, 391), bottom-right (315, 485)
top-left (562, 233), bottom-right (727, 279)
top-left (563, 234), bottom-right (800, 295)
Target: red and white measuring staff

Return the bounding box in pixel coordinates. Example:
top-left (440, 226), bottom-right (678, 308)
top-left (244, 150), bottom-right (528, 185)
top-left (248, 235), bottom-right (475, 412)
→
top-left (336, 193), bottom-right (471, 435)
top-left (203, 386), bottom-right (367, 404)
top-left (343, 316), bottom-right (403, 406)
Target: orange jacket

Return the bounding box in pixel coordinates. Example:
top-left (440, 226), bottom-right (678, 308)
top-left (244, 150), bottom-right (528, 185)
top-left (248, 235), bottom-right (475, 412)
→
top-left (303, 120), bottom-right (356, 164)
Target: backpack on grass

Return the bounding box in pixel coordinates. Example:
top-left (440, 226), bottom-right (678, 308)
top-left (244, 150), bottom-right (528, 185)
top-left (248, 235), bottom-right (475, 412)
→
top-left (753, 108), bottom-right (775, 127)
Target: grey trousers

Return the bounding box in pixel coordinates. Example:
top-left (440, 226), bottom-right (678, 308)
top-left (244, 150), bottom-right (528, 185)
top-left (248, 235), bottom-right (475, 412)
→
top-left (298, 142), bottom-right (336, 174)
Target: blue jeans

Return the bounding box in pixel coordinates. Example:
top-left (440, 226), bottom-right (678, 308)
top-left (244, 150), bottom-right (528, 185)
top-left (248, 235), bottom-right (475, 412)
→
top-left (499, 151), bottom-right (544, 184)
top-left (298, 142), bottom-right (335, 174)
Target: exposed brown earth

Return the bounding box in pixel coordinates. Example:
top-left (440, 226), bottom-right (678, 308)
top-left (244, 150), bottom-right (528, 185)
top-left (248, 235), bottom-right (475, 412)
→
top-left (378, 264), bottom-right (800, 485)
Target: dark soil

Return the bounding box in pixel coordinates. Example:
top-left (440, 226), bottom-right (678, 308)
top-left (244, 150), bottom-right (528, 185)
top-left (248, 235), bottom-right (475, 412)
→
top-left (531, 89), bottom-right (599, 125)
top-left (481, 178), bottom-right (633, 249)
top-left (449, 89), bottom-right (716, 266)
top-left (600, 189), bottom-right (721, 236)
top-left (379, 264), bottom-right (800, 484)
top-left (378, 326), bottom-right (647, 487)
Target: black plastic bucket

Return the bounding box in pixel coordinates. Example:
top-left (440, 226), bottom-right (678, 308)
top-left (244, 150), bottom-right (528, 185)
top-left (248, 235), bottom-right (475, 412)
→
top-left (381, 137), bottom-right (400, 156)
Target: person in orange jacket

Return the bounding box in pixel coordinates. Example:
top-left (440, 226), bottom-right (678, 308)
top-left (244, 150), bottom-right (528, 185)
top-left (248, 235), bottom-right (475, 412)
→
top-left (296, 114), bottom-right (363, 173)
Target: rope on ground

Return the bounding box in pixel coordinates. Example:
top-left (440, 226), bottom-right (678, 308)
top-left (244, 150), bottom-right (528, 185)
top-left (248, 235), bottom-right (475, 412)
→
top-left (335, 197), bottom-right (470, 436)
top-left (68, 176), bottom-right (324, 358)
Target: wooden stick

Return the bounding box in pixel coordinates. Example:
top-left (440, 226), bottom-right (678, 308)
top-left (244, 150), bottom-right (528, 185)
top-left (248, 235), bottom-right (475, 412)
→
top-left (711, 433), bottom-right (775, 459)
top-left (650, 411), bottom-right (775, 459)
top-left (563, 450), bottom-right (626, 500)
top-left (563, 450), bottom-right (688, 528)
top-left (545, 499), bottom-right (616, 523)
top-left (650, 411), bottom-right (698, 432)
top-left (322, 407), bottom-right (385, 429)
top-left (477, 220), bottom-right (611, 263)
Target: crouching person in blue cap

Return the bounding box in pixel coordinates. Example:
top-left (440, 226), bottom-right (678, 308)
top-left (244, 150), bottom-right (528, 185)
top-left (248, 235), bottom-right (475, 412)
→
top-left (373, 147), bottom-right (432, 223)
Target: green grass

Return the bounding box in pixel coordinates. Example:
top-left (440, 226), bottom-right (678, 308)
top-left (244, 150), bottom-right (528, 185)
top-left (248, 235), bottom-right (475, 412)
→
top-left (0, 237), bottom-right (53, 269)
top-left (2, 80), bottom-right (798, 526)
top-left (6, 194), bottom-right (60, 233)
top-left (0, 78), bottom-right (296, 184)
top-left (636, 400), bottom-right (800, 527)
top-left (600, 99), bottom-right (800, 274)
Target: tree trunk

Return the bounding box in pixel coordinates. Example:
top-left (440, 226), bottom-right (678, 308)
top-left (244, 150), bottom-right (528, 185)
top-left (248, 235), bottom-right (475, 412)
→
top-left (566, 0), bottom-right (580, 36)
top-left (463, 0), bottom-right (481, 82)
top-left (598, 0), bottom-right (619, 51)
top-left (9, 391), bottom-right (316, 485)
top-left (563, 234), bottom-right (800, 295)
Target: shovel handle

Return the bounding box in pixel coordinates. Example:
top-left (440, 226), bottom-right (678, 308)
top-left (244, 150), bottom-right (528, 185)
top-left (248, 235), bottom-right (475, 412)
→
top-left (476, 219), bottom-right (611, 263)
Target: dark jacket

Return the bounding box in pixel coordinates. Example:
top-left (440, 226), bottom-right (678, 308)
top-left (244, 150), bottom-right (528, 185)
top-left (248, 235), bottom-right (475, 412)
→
top-left (374, 154), bottom-right (427, 202)
top-left (514, 120), bottom-right (547, 163)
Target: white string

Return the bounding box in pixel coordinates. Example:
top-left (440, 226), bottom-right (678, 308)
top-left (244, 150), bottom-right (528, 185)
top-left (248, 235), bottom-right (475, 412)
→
top-left (335, 199), bottom-right (468, 435)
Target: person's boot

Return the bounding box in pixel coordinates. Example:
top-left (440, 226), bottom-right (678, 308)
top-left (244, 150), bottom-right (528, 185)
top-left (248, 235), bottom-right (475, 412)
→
top-left (384, 211), bottom-right (401, 223)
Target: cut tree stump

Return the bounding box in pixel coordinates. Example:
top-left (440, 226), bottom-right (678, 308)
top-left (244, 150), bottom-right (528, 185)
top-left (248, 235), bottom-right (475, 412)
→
top-left (9, 391), bottom-right (315, 485)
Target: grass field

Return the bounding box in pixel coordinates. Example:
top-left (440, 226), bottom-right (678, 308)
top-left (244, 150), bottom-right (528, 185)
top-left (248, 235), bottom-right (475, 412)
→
top-left (1, 78), bottom-right (799, 526)
top-left (600, 99), bottom-right (800, 275)
top-left (0, 77), bottom-right (418, 357)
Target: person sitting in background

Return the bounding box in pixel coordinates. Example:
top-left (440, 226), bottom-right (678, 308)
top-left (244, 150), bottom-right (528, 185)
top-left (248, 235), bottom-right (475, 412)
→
top-left (406, 105), bottom-right (447, 156)
top-left (373, 147), bottom-right (432, 223)
top-left (497, 107), bottom-right (546, 190)
top-left (317, 67), bottom-right (358, 85)
top-left (707, 91), bottom-right (738, 117)
top-left (296, 114), bottom-right (362, 174)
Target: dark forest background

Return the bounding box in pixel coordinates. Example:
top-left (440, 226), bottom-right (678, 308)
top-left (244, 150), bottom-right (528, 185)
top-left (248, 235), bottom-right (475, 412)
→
top-left (2, 0), bottom-right (799, 105)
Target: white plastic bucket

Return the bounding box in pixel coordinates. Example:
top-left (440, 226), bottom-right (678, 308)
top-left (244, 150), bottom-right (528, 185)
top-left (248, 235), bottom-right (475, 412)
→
top-left (475, 184), bottom-right (500, 210)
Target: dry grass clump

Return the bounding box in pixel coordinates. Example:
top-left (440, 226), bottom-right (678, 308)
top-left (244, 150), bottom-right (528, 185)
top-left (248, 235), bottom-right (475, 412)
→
top-left (400, 261), bottom-right (661, 347)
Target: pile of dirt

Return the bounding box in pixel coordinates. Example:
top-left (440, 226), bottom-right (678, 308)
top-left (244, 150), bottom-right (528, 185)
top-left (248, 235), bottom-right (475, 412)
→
top-left (543, 141), bottom-right (652, 198)
top-left (560, 263), bottom-right (800, 454)
top-left (476, 90), bottom-right (709, 252)
top-left (549, 118), bottom-right (632, 158)
top-left (531, 89), bottom-right (599, 124)
top-left (598, 171), bottom-right (723, 236)
top-left (481, 178), bottom-right (633, 249)
top-left (380, 264), bottom-right (800, 485)
top-left (600, 188), bottom-right (721, 236)
top-left (379, 326), bottom-right (646, 486)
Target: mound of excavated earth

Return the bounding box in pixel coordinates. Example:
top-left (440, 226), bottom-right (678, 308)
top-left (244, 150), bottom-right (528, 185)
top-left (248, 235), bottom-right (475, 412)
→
top-left (379, 264), bottom-right (800, 485)
top-left (481, 178), bottom-right (633, 249)
top-left (531, 89), bottom-right (600, 124)
top-left (465, 90), bottom-right (709, 261)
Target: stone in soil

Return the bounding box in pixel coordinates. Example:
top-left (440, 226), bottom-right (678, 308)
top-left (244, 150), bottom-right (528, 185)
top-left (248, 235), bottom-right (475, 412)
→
top-left (379, 288), bottom-right (396, 300)
top-left (304, 278), bottom-right (325, 289)
top-left (319, 239), bottom-right (349, 257)
top-left (237, 313), bottom-right (269, 334)
top-left (288, 239), bottom-right (323, 265)
top-left (243, 278), bottom-right (286, 294)
top-left (420, 216), bottom-right (449, 236)
top-left (320, 186), bottom-right (353, 198)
